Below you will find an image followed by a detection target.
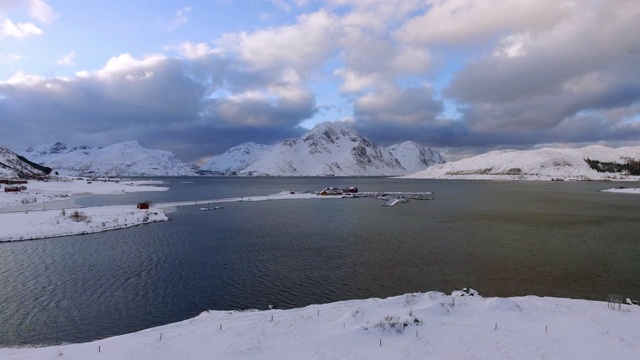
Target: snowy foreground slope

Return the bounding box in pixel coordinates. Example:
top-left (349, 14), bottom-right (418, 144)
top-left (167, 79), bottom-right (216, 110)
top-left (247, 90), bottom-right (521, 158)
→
top-left (405, 145), bottom-right (640, 180)
top-left (20, 141), bottom-right (199, 177)
top-left (2, 290), bottom-right (639, 360)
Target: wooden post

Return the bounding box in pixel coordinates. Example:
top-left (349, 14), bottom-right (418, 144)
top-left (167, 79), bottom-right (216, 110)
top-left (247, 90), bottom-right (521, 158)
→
top-left (546, 325), bottom-right (548, 333)
top-left (99, 346), bottom-right (101, 353)
top-left (220, 324), bottom-right (222, 330)
top-left (271, 314), bottom-right (273, 322)
top-left (160, 332), bottom-right (163, 341)
top-left (495, 323), bottom-right (497, 330)
top-left (317, 309), bottom-right (319, 317)
top-left (380, 339), bottom-right (382, 347)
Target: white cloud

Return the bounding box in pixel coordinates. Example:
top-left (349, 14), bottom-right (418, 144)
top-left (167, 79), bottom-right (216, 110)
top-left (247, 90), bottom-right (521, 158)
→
top-left (0, 17), bottom-right (42, 40)
top-left (168, 6), bottom-right (192, 31)
top-left (27, 0), bottom-right (58, 24)
top-left (395, 0), bottom-right (571, 45)
top-left (333, 68), bottom-right (379, 93)
top-left (169, 41), bottom-right (222, 60)
top-left (0, 52), bottom-right (22, 63)
top-left (270, 0), bottom-right (308, 12)
top-left (217, 9), bottom-right (337, 71)
top-left (57, 50), bottom-right (76, 66)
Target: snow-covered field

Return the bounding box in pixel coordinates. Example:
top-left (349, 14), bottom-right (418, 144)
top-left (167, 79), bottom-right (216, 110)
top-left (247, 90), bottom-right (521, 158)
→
top-left (0, 178), bottom-right (169, 241)
top-left (2, 290), bottom-right (639, 360)
top-left (0, 178), bottom-right (167, 212)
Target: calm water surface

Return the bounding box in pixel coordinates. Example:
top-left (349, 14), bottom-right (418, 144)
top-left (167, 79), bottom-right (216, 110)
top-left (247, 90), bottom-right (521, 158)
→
top-left (1, 178), bottom-right (640, 345)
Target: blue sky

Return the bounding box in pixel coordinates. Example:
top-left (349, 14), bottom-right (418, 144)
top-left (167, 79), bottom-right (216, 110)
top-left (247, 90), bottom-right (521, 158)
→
top-left (1, 0), bottom-right (640, 163)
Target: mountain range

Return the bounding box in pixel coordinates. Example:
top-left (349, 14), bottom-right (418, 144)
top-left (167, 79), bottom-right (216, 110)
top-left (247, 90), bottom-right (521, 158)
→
top-left (404, 145), bottom-right (640, 181)
top-left (20, 141), bottom-right (200, 177)
top-left (13, 122), bottom-right (444, 177)
top-left (201, 122), bottom-right (445, 176)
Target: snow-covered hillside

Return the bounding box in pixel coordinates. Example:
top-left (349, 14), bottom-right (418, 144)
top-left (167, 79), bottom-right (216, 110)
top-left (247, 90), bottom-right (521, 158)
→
top-left (0, 145), bottom-right (51, 178)
top-left (405, 145), bottom-right (640, 180)
top-left (387, 141), bottom-right (445, 173)
top-left (239, 122), bottom-right (422, 176)
top-left (199, 142), bottom-right (272, 175)
top-left (21, 141), bottom-right (200, 177)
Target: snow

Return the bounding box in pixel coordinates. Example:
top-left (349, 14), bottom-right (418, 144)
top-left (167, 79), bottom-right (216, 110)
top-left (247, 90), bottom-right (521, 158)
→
top-left (199, 142), bottom-right (272, 174)
top-left (20, 141), bottom-right (199, 177)
top-left (0, 145), bottom-right (48, 178)
top-left (387, 141), bottom-right (445, 173)
top-left (404, 145), bottom-right (640, 181)
top-left (2, 290), bottom-right (639, 359)
top-left (0, 178), bottom-right (168, 212)
top-left (0, 205), bottom-right (168, 242)
top-left (0, 177), bottom-right (169, 242)
top-left (240, 122), bottom-right (409, 176)
top-left (602, 187), bottom-right (640, 194)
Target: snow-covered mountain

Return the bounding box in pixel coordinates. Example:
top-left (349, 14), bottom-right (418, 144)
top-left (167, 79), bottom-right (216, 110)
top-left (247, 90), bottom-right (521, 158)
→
top-left (200, 123), bottom-right (445, 176)
top-left (387, 141), bottom-right (446, 173)
top-left (200, 142), bottom-right (272, 175)
top-left (239, 122), bottom-right (408, 176)
top-left (405, 145), bottom-right (640, 180)
top-left (0, 145), bottom-right (51, 178)
top-left (21, 141), bottom-right (200, 177)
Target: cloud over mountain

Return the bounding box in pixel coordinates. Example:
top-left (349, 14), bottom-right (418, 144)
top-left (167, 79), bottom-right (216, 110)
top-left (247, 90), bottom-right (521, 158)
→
top-left (0, 0), bottom-right (639, 162)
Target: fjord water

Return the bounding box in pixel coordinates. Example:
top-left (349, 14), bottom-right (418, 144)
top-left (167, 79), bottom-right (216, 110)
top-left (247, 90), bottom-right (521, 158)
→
top-left (1, 178), bottom-right (640, 345)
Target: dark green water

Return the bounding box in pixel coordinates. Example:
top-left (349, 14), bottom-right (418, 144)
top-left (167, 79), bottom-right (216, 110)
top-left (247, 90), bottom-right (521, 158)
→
top-left (1, 178), bottom-right (639, 345)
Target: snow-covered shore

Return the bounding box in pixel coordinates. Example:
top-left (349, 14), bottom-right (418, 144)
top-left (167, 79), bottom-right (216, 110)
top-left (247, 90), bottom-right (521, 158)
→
top-left (0, 178), bottom-right (170, 242)
top-left (602, 187), bottom-right (640, 194)
top-left (0, 180), bottom-right (341, 242)
top-left (0, 205), bottom-right (168, 242)
top-left (0, 178), bottom-right (168, 212)
top-left (1, 290), bottom-right (638, 360)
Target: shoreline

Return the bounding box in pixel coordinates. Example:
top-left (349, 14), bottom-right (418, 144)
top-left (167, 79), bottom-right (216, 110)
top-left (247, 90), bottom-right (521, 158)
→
top-left (1, 290), bottom-right (638, 359)
top-left (0, 178), bottom-right (170, 242)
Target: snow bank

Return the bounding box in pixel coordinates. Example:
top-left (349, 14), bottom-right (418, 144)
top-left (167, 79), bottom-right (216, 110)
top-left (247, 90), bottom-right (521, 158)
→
top-left (2, 290), bottom-right (638, 359)
top-left (0, 205), bottom-right (168, 242)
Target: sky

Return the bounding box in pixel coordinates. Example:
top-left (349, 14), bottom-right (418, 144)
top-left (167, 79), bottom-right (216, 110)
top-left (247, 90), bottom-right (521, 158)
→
top-left (1, 0), bottom-right (639, 163)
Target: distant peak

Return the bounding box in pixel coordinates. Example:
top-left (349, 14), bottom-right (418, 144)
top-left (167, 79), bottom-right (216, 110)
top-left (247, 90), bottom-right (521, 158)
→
top-left (303, 121), bottom-right (358, 142)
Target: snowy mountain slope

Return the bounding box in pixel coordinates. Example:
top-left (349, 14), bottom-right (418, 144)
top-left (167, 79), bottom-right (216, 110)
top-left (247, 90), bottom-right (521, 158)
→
top-left (199, 142), bottom-right (272, 174)
top-left (21, 141), bottom-right (199, 177)
top-left (387, 141), bottom-right (445, 173)
top-left (405, 145), bottom-right (640, 180)
top-left (240, 122), bottom-right (407, 176)
top-left (0, 145), bottom-right (51, 178)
